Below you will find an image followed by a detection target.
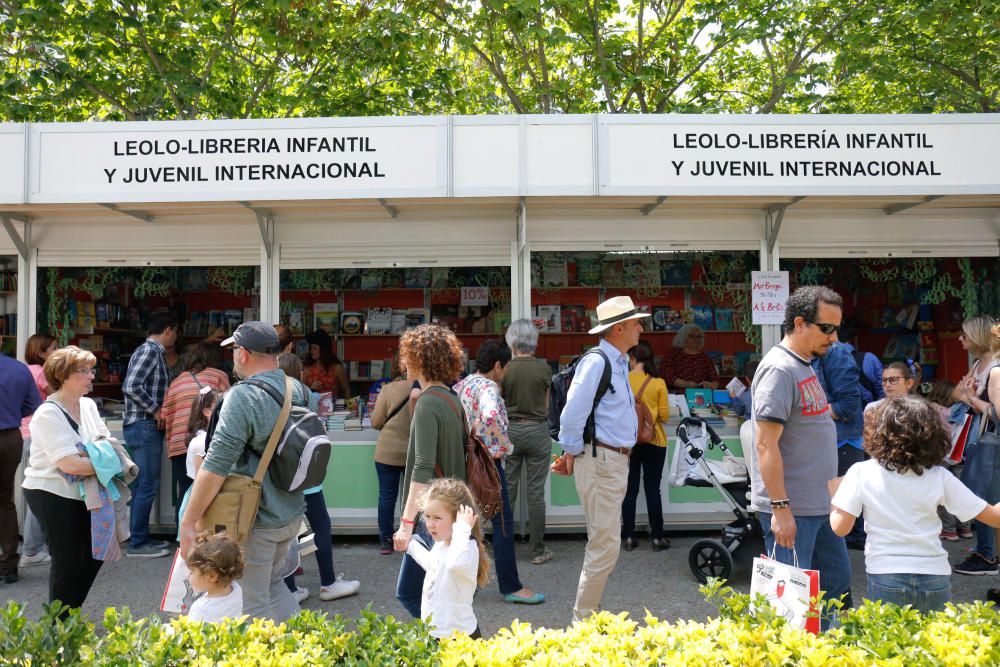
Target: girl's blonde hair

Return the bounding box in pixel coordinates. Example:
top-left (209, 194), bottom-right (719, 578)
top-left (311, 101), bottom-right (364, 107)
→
top-left (420, 478), bottom-right (490, 587)
top-left (186, 532), bottom-right (245, 586)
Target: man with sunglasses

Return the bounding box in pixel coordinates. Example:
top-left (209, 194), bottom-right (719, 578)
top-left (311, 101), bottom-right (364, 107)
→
top-left (747, 285), bottom-right (853, 629)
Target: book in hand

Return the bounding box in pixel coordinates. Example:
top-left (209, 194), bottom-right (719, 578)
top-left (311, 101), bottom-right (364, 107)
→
top-left (726, 376), bottom-right (748, 397)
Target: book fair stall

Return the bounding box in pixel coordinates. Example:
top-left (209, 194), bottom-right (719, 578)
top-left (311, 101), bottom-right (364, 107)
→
top-left (1, 115), bottom-right (998, 534)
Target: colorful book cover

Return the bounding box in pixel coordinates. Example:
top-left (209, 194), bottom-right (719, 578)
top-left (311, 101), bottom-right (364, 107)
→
top-left (389, 311), bottom-right (407, 334)
top-left (77, 301), bottom-right (97, 328)
top-left (224, 309), bottom-right (242, 335)
top-left (691, 306), bottom-right (714, 331)
top-left (405, 308), bottom-right (429, 329)
top-left (313, 303), bottom-right (340, 334)
top-left (95, 303), bottom-right (110, 328)
top-left (536, 305), bottom-right (561, 332)
top-left (288, 309), bottom-right (305, 335)
top-left (714, 307), bottom-right (735, 331)
top-left (685, 388), bottom-right (714, 410)
top-left (575, 257), bottom-right (602, 286)
top-left (340, 311), bottom-right (365, 335)
top-left (365, 307), bottom-right (392, 334)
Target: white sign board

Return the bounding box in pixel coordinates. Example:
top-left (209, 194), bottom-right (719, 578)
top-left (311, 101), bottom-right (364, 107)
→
top-left (29, 119), bottom-right (447, 203)
top-left (751, 271), bottom-right (789, 325)
top-left (0, 126), bottom-right (26, 204)
top-left (601, 117), bottom-right (1000, 196)
top-left (460, 286), bottom-right (489, 306)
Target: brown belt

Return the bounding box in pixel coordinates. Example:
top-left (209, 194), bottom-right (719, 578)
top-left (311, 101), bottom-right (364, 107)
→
top-left (594, 441), bottom-right (632, 457)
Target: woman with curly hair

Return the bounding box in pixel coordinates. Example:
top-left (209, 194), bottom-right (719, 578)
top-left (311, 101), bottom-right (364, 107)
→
top-left (392, 324), bottom-right (468, 619)
top-left (830, 395), bottom-right (1000, 612)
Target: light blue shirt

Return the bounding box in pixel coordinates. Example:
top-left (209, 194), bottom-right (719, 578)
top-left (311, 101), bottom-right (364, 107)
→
top-left (558, 338), bottom-right (637, 455)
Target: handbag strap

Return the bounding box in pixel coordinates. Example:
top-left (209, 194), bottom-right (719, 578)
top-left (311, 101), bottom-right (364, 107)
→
top-left (385, 396), bottom-right (410, 424)
top-left (189, 371), bottom-right (204, 390)
top-left (636, 376), bottom-right (653, 402)
top-left (251, 376), bottom-right (293, 485)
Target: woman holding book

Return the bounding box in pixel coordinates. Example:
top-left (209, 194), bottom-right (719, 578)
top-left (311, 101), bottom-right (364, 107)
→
top-left (303, 329), bottom-right (350, 398)
top-left (660, 324), bottom-right (719, 392)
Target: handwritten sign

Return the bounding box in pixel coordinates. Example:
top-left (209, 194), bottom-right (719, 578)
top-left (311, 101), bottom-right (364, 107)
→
top-left (751, 271), bottom-right (789, 325)
top-left (461, 286), bottom-right (489, 306)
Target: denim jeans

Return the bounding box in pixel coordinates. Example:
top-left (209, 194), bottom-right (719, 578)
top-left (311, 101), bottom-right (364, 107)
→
top-left (124, 419), bottom-right (164, 548)
top-left (621, 443), bottom-right (667, 539)
top-left (838, 445), bottom-right (867, 545)
top-left (490, 459), bottom-right (524, 595)
top-left (374, 462), bottom-right (404, 543)
top-left (283, 490), bottom-right (336, 590)
top-left (867, 573), bottom-right (951, 613)
top-left (396, 521), bottom-right (433, 618)
top-left (961, 430), bottom-right (999, 559)
top-left (758, 512), bottom-right (853, 630)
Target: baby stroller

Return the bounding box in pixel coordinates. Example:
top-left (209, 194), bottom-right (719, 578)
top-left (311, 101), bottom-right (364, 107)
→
top-left (670, 416), bottom-right (764, 583)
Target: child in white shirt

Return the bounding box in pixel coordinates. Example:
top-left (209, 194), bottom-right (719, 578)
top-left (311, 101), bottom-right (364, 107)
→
top-left (185, 533), bottom-right (245, 622)
top-left (831, 395), bottom-right (1000, 612)
top-left (406, 478), bottom-right (489, 640)
top-left (185, 387), bottom-right (222, 480)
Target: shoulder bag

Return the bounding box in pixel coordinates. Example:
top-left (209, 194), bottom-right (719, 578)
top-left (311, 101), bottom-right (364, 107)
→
top-left (635, 376), bottom-right (655, 444)
top-left (201, 378), bottom-right (292, 543)
top-left (976, 368), bottom-right (1000, 504)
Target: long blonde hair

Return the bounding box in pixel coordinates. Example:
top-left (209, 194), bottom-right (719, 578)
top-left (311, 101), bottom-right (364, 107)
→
top-left (420, 478), bottom-right (490, 587)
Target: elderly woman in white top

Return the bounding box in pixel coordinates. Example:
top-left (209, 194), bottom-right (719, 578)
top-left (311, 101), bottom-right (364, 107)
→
top-left (23, 346), bottom-right (110, 618)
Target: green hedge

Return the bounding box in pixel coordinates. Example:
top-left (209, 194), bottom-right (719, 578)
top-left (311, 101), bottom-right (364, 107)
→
top-left (3, 583), bottom-right (1000, 666)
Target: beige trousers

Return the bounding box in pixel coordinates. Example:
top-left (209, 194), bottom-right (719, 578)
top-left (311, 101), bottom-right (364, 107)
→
top-left (572, 447), bottom-right (630, 622)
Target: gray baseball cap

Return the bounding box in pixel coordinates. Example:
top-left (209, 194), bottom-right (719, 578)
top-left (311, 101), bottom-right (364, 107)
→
top-left (220, 321), bottom-right (281, 354)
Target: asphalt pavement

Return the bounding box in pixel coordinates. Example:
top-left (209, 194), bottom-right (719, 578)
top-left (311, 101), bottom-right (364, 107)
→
top-left (3, 530), bottom-right (995, 636)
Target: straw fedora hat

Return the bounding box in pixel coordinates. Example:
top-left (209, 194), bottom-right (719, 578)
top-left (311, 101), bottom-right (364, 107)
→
top-left (588, 296), bottom-right (651, 335)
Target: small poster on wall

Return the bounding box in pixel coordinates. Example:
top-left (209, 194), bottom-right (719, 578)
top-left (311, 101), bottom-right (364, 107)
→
top-left (751, 271), bottom-right (789, 325)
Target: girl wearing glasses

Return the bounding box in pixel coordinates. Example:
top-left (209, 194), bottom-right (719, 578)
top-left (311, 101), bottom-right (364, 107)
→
top-left (864, 361), bottom-right (921, 415)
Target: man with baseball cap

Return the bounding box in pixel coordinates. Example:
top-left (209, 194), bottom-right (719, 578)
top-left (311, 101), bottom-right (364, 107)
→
top-left (179, 321), bottom-right (309, 621)
top-left (556, 296), bottom-right (648, 622)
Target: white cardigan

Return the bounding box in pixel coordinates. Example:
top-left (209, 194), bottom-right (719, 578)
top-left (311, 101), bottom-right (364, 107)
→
top-left (24, 398), bottom-right (110, 500)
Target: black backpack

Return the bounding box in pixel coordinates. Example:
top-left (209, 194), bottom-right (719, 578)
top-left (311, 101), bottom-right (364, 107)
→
top-left (548, 349), bottom-right (615, 456)
top-left (853, 348), bottom-right (877, 398)
top-left (206, 378), bottom-right (332, 493)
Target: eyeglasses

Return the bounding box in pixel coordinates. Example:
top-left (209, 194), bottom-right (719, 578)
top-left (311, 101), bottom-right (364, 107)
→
top-left (882, 376), bottom-right (904, 386)
top-left (74, 368), bottom-right (97, 376)
top-left (807, 320), bottom-right (840, 336)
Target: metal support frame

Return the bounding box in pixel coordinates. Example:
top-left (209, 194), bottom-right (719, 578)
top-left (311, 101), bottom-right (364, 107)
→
top-left (377, 198), bottom-right (398, 218)
top-left (1, 215), bottom-right (29, 259)
top-left (640, 196), bottom-right (668, 216)
top-left (765, 197), bottom-right (806, 253)
top-left (98, 202), bottom-right (153, 223)
top-left (886, 195), bottom-right (944, 215)
top-left (238, 201), bottom-right (274, 259)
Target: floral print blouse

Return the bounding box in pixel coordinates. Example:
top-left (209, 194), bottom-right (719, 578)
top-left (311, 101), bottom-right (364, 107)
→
top-left (452, 374), bottom-right (514, 458)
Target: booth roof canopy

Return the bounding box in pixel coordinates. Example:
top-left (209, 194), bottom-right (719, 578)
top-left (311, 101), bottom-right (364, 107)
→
top-left (1, 194), bottom-right (999, 224)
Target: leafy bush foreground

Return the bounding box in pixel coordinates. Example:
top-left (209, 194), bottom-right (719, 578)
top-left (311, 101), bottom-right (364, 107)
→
top-left (2, 582), bottom-right (999, 666)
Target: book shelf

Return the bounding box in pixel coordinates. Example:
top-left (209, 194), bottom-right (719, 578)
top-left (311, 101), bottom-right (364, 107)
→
top-left (0, 262), bottom-right (15, 357)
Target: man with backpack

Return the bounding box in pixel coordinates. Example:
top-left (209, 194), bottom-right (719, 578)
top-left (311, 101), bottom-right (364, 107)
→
top-left (554, 296), bottom-right (648, 623)
top-left (179, 321), bottom-right (311, 622)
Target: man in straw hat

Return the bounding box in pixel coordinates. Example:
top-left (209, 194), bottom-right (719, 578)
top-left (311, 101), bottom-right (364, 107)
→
top-left (556, 296), bottom-right (648, 622)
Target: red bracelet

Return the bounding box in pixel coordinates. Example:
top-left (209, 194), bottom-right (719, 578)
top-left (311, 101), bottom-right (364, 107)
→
top-left (401, 517), bottom-right (415, 526)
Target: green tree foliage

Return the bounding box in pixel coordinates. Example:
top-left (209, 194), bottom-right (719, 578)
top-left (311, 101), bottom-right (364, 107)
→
top-left (0, 0), bottom-right (995, 121)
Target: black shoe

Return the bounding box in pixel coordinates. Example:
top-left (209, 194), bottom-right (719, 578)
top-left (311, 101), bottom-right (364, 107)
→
top-left (1, 570), bottom-right (18, 584)
top-left (987, 589), bottom-right (1000, 605)
top-left (651, 537), bottom-right (671, 552)
top-left (954, 553), bottom-right (1000, 576)
top-left (623, 536), bottom-right (639, 551)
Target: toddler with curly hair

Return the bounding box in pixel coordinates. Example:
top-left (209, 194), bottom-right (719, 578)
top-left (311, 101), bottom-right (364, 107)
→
top-left (830, 395), bottom-right (1000, 612)
top-left (185, 532), bottom-right (245, 622)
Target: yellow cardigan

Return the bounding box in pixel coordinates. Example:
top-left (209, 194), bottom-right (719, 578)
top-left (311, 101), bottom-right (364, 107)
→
top-left (629, 369), bottom-right (670, 446)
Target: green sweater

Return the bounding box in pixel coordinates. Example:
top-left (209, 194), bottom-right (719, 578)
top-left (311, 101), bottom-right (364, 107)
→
top-left (401, 386), bottom-right (467, 511)
top-left (201, 369), bottom-right (310, 529)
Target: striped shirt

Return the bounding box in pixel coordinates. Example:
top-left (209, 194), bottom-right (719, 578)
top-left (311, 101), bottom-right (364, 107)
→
top-left (160, 368), bottom-right (230, 458)
top-left (122, 338), bottom-right (168, 426)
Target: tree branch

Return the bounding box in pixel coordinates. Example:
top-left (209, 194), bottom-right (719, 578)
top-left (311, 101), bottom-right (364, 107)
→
top-left (127, 2), bottom-right (187, 117)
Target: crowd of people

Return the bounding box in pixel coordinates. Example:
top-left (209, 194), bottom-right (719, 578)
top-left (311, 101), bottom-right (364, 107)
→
top-left (1, 288), bottom-right (1000, 635)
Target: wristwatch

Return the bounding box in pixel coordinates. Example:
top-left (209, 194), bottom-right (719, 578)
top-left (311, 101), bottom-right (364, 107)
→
top-left (770, 498), bottom-right (791, 510)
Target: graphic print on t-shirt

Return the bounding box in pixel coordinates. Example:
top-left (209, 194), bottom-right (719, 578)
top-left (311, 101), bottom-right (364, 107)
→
top-left (798, 376), bottom-right (830, 416)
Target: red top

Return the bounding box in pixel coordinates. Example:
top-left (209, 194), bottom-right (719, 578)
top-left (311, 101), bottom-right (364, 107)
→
top-left (160, 368), bottom-right (230, 458)
top-left (660, 348), bottom-right (718, 390)
top-left (303, 363), bottom-right (340, 395)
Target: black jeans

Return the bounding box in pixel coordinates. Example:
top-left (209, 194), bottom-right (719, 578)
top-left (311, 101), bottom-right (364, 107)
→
top-left (170, 454), bottom-right (192, 530)
top-left (621, 443), bottom-right (667, 539)
top-left (0, 428), bottom-right (23, 573)
top-left (24, 489), bottom-right (103, 619)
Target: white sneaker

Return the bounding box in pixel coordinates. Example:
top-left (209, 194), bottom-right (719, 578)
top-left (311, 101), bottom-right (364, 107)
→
top-left (292, 586), bottom-right (310, 604)
top-left (319, 575), bottom-right (360, 601)
top-left (19, 551), bottom-right (51, 567)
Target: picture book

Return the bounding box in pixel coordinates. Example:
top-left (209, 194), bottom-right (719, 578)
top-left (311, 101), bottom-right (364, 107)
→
top-left (542, 259), bottom-right (568, 287)
top-left (726, 376), bottom-right (748, 397)
top-left (714, 307), bottom-right (735, 331)
top-left (95, 303), bottom-right (110, 328)
top-left (404, 268), bottom-right (430, 288)
top-left (561, 305), bottom-right (588, 333)
top-left (575, 256), bottom-right (602, 286)
top-left (405, 308), bottom-right (429, 329)
top-left (207, 310), bottom-right (225, 336)
top-left (340, 311), bottom-right (365, 335)
top-left (389, 310), bottom-right (407, 334)
top-left (685, 388), bottom-right (714, 410)
top-left (691, 305), bottom-right (714, 331)
top-left (365, 307), bottom-right (392, 334)
top-left (77, 301), bottom-right (97, 329)
top-left (288, 309), bottom-right (305, 335)
top-left (536, 305), bottom-right (562, 332)
top-left (224, 309), bottom-right (242, 335)
top-left (313, 303), bottom-right (340, 334)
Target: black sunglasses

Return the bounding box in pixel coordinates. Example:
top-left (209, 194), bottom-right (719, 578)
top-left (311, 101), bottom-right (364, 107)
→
top-left (807, 320), bottom-right (839, 335)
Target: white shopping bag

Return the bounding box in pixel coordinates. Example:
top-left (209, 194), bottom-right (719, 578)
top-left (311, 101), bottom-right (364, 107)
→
top-left (750, 551), bottom-right (821, 634)
top-left (160, 550), bottom-right (204, 614)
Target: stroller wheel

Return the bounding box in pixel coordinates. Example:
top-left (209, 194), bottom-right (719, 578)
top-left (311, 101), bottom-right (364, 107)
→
top-left (689, 538), bottom-right (734, 583)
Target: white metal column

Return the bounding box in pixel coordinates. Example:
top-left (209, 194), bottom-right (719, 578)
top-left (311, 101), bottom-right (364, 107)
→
top-left (760, 212), bottom-right (782, 353)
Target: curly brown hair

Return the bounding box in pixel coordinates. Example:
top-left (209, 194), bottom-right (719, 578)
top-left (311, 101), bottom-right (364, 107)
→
top-left (186, 532), bottom-right (245, 586)
top-left (398, 324), bottom-right (465, 383)
top-left (865, 395), bottom-right (951, 476)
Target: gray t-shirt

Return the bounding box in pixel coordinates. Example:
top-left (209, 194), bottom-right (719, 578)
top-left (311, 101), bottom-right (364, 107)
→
top-left (747, 345), bottom-right (838, 516)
